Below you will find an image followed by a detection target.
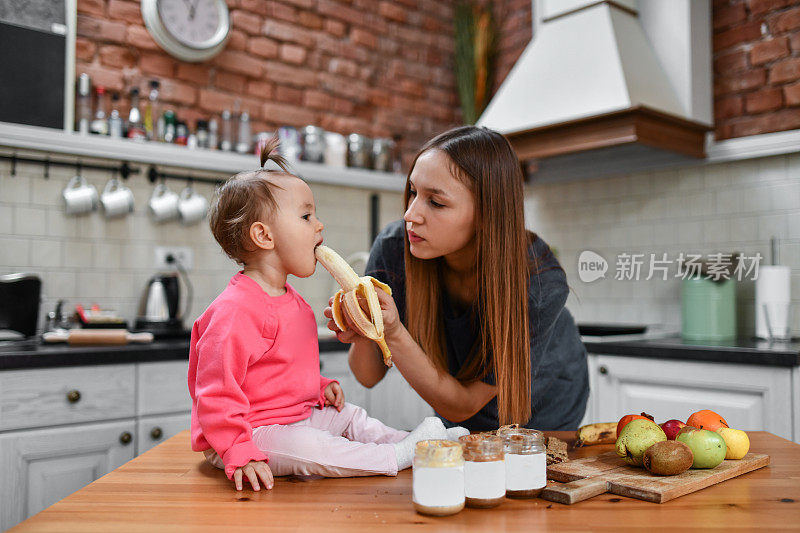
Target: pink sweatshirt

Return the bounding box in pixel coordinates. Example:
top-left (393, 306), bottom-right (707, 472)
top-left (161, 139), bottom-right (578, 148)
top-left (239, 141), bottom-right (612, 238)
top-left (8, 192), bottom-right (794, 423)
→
top-left (188, 272), bottom-right (337, 479)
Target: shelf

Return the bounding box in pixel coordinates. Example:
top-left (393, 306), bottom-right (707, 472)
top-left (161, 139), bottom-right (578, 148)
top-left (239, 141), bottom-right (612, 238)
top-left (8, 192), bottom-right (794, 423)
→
top-left (0, 122), bottom-right (406, 192)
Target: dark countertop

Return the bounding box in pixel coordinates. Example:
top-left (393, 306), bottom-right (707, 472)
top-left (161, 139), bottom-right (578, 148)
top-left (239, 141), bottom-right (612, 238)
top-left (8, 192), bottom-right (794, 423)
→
top-left (583, 335), bottom-right (800, 367)
top-left (3, 333), bottom-right (797, 370)
top-left (0, 336), bottom-right (348, 370)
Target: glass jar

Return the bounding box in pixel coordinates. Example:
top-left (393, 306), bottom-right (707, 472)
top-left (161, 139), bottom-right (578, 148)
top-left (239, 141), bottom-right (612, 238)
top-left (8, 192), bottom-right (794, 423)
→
top-left (347, 133), bottom-right (372, 168)
top-left (412, 440), bottom-right (464, 516)
top-left (498, 428), bottom-right (546, 498)
top-left (459, 434), bottom-right (505, 508)
top-left (372, 137), bottom-right (395, 172)
top-left (323, 131), bottom-right (347, 168)
top-left (302, 125), bottom-right (326, 163)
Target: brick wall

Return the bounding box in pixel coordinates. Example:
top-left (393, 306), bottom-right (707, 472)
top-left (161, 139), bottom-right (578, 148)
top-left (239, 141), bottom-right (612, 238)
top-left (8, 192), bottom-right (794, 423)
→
top-left (492, 0), bottom-right (532, 96)
top-left (714, 0), bottom-right (800, 139)
top-left (75, 0), bottom-right (461, 167)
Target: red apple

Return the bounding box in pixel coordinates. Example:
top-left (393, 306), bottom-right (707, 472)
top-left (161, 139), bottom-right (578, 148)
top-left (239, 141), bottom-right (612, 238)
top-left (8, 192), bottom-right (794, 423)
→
top-left (660, 419), bottom-right (687, 440)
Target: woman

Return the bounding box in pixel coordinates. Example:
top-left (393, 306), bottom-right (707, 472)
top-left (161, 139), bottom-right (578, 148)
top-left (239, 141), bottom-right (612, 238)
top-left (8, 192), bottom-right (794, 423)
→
top-left (324, 126), bottom-right (588, 431)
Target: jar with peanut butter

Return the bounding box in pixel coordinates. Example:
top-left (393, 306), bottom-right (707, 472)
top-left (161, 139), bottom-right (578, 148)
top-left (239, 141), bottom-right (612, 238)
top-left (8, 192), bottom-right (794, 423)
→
top-left (497, 427), bottom-right (546, 498)
top-left (459, 434), bottom-right (505, 508)
top-left (412, 440), bottom-right (465, 516)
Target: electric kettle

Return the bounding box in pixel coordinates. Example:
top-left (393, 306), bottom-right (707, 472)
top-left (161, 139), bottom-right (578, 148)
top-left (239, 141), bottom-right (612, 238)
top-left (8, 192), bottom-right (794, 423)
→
top-left (134, 272), bottom-right (185, 336)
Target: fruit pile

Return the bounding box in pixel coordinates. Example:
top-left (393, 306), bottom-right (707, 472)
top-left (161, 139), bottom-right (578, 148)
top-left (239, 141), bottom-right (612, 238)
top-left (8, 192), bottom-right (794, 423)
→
top-left (576, 410), bottom-right (750, 476)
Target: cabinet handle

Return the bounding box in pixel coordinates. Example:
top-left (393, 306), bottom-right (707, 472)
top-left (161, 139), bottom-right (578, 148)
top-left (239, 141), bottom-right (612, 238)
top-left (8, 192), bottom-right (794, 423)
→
top-left (599, 366), bottom-right (608, 375)
top-left (150, 427), bottom-right (163, 440)
top-left (66, 389), bottom-right (81, 403)
top-left (119, 432), bottom-right (133, 445)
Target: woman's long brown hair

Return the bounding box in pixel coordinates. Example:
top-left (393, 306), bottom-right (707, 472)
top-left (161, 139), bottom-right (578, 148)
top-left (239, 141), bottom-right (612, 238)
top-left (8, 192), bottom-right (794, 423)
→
top-left (404, 126), bottom-right (532, 425)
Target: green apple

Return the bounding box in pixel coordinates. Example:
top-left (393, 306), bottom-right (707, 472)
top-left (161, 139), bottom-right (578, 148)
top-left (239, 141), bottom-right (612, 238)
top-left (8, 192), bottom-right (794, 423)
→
top-left (615, 419), bottom-right (667, 466)
top-left (676, 427), bottom-right (727, 468)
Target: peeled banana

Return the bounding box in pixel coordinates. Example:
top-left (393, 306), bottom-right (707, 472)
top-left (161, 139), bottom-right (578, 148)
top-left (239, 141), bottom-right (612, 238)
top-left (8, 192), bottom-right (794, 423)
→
top-left (315, 245), bottom-right (393, 367)
top-left (575, 422), bottom-right (617, 447)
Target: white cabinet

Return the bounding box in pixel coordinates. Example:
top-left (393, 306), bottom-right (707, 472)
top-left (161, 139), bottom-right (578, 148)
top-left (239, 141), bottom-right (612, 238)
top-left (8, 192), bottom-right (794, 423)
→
top-left (0, 419), bottom-right (136, 530)
top-left (582, 353), bottom-right (798, 443)
top-left (137, 413), bottom-right (191, 455)
top-left (321, 351), bottom-right (434, 431)
top-left (0, 360), bottom-right (192, 530)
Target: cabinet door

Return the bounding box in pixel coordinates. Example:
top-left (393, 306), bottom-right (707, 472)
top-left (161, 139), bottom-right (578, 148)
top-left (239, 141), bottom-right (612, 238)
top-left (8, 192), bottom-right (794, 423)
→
top-left (137, 361), bottom-right (191, 416)
top-left (366, 367), bottom-right (434, 431)
top-left (591, 354), bottom-right (793, 440)
top-left (136, 413), bottom-right (191, 455)
top-left (0, 420), bottom-right (136, 530)
top-left (320, 351), bottom-right (369, 411)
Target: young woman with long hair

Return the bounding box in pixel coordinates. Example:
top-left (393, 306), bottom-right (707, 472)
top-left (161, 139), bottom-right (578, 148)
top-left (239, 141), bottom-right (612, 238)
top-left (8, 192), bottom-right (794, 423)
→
top-left (324, 125), bottom-right (589, 430)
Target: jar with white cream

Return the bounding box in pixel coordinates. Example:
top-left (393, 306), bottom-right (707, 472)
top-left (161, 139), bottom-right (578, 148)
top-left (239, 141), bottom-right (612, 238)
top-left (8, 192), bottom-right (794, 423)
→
top-left (412, 440), bottom-right (465, 516)
top-left (498, 427), bottom-right (546, 498)
top-left (459, 434), bottom-right (506, 508)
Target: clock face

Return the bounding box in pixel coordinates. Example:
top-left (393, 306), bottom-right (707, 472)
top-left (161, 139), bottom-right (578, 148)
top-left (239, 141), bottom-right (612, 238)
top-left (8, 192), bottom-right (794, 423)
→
top-left (157, 0), bottom-right (225, 49)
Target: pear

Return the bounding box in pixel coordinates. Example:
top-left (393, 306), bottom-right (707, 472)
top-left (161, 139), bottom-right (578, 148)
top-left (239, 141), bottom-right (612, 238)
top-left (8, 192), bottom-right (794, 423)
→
top-left (615, 418), bottom-right (667, 467)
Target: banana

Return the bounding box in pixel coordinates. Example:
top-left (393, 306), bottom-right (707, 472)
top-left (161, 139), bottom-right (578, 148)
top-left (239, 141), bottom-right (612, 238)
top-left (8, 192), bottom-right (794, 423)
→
top-left (315, 245), bottom-right (393, 367)
top-left (575, 422), bottom-right (617, 447)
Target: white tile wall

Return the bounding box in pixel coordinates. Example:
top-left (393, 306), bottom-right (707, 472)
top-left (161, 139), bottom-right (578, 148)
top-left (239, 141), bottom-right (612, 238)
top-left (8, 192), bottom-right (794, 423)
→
top-left (526, 152), bottom-right (800, 337)
top-left (0, 156), bottom-right (404, 330)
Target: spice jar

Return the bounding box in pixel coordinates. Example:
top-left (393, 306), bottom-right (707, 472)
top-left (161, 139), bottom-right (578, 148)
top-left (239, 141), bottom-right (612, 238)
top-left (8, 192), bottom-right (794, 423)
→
top-left (412, 440), bottom-right (464, 516)
top-left (347, 133), bottom-right (372, 168)
top-left (498, 428), bottom-right (546, 498)
top-left (459, 434), bottom-right (505, 508)
top-left (302, 125), bottom-right (326, 163)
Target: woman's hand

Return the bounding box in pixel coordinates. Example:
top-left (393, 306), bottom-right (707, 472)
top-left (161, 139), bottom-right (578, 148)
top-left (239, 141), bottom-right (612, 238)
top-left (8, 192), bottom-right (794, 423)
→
top-left (323, 289), bottom-right (403, 343)
top-left (233, 460), bottom-right (273, 491)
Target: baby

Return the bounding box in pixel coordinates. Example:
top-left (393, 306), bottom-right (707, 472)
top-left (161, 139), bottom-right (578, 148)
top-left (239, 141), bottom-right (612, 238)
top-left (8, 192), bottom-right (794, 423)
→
top-left (188, 137), bottom-right (466, 491)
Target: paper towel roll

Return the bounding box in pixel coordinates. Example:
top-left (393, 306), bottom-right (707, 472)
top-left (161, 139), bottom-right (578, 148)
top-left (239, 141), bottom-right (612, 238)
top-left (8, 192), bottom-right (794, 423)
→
top-left (755, 265), bottom-right (791, 339)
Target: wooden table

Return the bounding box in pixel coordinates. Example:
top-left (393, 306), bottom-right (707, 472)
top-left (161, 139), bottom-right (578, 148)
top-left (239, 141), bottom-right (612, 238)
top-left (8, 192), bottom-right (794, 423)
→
top-left (10, 431), bottom-right (800, 532)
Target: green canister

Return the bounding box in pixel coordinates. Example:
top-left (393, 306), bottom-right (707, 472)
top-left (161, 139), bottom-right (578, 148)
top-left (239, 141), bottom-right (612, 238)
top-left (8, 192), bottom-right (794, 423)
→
top-left (681, 277), bottom-right (737, 341)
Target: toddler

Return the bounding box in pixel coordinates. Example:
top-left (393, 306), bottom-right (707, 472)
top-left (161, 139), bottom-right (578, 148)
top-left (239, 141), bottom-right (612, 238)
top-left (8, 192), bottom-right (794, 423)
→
top-left (188, 138), bottom-right (466, 491)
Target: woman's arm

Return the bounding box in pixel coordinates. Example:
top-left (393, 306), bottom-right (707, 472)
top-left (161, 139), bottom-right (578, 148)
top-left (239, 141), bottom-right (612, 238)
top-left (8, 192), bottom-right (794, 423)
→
top-left (327, 289), bottom-right (496, 422)
top-left (386, 322), bottom-right (496, 423)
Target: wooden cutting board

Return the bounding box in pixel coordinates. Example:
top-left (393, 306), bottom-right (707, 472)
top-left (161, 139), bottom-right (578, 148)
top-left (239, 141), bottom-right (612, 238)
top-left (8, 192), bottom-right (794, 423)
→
top-left (542, 451), bottom-right (770, 504)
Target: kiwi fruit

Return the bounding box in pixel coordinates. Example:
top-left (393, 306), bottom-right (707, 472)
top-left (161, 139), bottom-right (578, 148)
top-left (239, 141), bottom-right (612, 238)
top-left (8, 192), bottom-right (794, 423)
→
top-left (642, 440), bottom-right (693, 476)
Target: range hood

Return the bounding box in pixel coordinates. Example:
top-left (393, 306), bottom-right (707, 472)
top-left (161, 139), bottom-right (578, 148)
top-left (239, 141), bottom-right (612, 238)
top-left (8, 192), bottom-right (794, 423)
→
top-left (478, 0), bottom-right (713, 180)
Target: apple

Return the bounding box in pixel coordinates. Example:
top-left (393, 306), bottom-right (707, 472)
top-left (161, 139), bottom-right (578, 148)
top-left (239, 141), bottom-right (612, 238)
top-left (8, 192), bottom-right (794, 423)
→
top-left (660, 419), bottom-right (687, 440)
top-left (676, 427), bottom-right (727, 469)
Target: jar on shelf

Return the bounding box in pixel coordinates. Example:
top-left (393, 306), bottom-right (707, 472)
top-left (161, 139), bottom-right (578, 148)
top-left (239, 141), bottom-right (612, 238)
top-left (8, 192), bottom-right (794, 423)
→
top-left (302, 125), bottom-right (326, 163)
top-left (412, 440), bottom-right (465, 516)
top-left (372, 137), bottom-right (395, 172)
top-left (347, 133), bottom-right (372, 168)
top-left (497, 427), bottom-right (546, 498)
top-left (323, 131), bottom-right (347, 168)
top-left (459, 434), bottom-right (505, 508)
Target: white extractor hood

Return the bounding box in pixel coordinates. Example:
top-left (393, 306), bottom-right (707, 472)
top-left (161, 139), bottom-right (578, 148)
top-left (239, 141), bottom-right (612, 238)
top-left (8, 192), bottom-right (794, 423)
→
top-left (478, 0), bottom-right (714, 180)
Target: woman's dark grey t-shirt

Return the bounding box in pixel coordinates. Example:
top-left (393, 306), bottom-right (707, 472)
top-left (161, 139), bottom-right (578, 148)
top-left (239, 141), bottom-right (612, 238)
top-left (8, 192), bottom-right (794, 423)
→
top-left (365, 220), bottom-right (589, 431)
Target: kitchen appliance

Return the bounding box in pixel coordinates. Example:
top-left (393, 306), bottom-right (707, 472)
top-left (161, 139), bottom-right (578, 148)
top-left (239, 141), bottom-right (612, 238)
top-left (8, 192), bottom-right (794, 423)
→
top-left (681, 277), bottom-right (736, 342)
top-left (134, 272), bottom-right (186, 337)
top-left (0, 273), bottom-right (42, 338)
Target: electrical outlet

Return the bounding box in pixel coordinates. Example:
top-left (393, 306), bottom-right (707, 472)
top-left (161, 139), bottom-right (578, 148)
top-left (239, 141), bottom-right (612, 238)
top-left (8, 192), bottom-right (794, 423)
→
top-left (154, 246), bottom-right (194, 271)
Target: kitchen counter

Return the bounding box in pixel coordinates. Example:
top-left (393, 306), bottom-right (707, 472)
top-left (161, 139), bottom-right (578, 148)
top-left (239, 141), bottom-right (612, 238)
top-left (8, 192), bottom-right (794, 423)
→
top-left (0, 336), bottom-right (347, 370)
top-left (582, 335), bottom-right (800, 367)
top-left (9, 430), bottom-right (799, 532)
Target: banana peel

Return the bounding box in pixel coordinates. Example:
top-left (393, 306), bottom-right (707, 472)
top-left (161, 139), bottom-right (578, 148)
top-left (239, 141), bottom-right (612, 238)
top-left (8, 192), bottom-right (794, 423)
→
top-left (575, 422), bottom-right (617, 447)
top-left (315, 245), bottom-right (393, 366)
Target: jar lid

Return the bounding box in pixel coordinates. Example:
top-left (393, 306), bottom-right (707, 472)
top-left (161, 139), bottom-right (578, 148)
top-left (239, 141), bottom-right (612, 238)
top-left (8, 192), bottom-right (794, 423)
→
top-left (415, 439), bottom-right (463, 466)
top-left (459, 434), bottom-right (503, 461)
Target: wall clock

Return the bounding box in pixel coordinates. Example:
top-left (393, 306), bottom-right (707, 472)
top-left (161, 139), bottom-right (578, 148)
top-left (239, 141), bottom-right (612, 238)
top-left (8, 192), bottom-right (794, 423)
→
top-left (141, 0), bottom-right (230, 62)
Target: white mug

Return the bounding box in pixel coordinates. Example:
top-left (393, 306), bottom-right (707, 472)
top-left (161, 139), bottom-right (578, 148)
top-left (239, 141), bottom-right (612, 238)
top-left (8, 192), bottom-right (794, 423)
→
top-left (178, 185), bottom-right (208, 225)
top-left (62, 174), bottom-right (98, 215)
top-left (148, 182), bottom-right (180, 223)
top-left (100, 177), bottom-right (135, 218)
